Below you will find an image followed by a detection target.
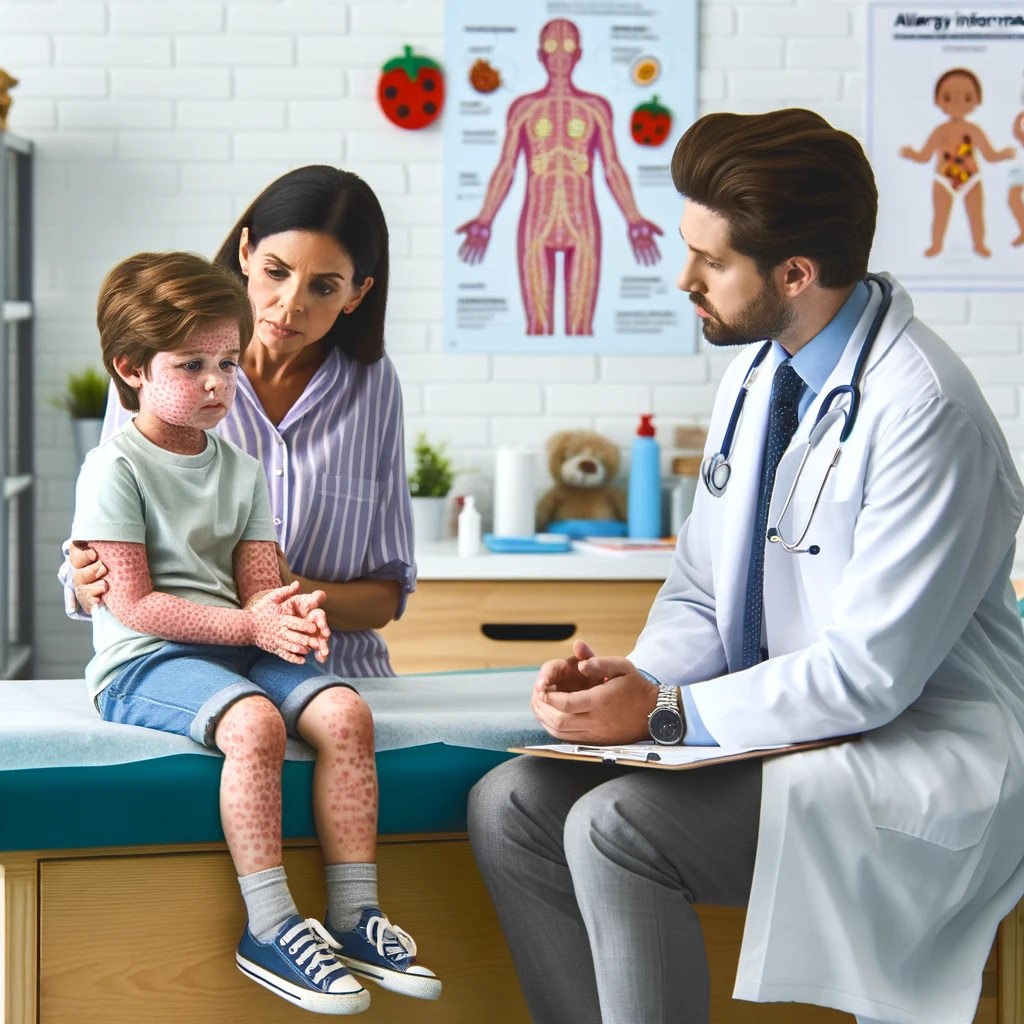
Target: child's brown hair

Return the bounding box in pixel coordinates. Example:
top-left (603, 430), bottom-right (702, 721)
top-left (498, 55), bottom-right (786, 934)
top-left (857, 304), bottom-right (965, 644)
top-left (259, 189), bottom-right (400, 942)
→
top-left (97, 251), bottom-right (254, 412)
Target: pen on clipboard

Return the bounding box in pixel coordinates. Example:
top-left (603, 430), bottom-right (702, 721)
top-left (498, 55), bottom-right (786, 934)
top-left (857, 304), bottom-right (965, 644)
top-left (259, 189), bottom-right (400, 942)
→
top-left (573, 745), bottom-right (662, 763)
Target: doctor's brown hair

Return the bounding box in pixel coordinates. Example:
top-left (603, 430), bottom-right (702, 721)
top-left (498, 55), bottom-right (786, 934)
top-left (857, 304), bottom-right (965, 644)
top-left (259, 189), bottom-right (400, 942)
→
top-left (97, 251), bottom-right (254, 412)
top-left (670, 108), bottom-right (877, 289)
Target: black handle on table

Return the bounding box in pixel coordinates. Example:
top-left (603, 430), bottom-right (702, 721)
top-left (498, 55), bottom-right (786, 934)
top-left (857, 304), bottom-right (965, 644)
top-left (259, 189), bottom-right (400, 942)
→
top-left (481, 624), bottom-right (577, 643)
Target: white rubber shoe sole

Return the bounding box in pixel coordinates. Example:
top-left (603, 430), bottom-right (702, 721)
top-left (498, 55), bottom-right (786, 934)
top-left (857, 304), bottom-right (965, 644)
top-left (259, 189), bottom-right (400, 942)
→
top-left (237, 953), bottom-right (371, 1015)
top-left (339, 956), bottom-right (442, 1001)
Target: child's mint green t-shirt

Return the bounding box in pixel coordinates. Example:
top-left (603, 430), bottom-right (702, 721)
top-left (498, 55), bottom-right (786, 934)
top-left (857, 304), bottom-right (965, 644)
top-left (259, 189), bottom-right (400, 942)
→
top-left (70, 418), bottom-right (278, 700)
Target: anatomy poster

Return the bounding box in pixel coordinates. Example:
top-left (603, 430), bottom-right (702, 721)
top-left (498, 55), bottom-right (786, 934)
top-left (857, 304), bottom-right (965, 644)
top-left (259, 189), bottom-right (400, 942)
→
top-left (442, 1), bottom-right (698, 353)
top-left (867, 3), bottom-right (1024, 291)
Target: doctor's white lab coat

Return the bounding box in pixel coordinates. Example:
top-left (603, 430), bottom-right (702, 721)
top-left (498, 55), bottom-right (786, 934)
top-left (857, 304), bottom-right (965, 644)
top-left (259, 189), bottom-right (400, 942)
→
top-left (629, 274), bottom-right (1024, 1024)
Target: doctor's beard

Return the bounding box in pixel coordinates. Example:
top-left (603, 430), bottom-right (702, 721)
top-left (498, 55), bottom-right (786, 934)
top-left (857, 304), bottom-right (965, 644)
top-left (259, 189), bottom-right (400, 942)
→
top-left (690, 276), bottom-right (795, 347)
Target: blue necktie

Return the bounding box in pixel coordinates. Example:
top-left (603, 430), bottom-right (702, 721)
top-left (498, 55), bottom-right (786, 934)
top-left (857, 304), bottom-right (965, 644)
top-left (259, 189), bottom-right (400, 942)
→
top-left (740, 360), bottom-right (804, 670)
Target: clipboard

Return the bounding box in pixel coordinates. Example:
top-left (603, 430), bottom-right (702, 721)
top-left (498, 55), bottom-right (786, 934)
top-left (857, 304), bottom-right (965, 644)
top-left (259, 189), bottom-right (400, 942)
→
top-left (508, 733), bottom-right (859, 770)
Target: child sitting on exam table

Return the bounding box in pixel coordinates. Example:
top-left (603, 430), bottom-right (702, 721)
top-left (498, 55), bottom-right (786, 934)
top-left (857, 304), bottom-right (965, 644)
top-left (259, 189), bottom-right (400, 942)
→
top-left (69, 252), bottom-right (440, 1015)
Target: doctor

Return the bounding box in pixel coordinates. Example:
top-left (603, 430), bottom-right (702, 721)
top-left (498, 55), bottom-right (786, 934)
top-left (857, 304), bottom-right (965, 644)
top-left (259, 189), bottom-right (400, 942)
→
top-left (468, 108), bottom-right (1024, 1024)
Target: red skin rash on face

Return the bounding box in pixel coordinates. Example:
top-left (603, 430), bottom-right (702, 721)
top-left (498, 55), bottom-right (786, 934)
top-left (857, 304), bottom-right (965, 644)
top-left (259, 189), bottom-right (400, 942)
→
top-left (129, 321), bottom-right (241, 456)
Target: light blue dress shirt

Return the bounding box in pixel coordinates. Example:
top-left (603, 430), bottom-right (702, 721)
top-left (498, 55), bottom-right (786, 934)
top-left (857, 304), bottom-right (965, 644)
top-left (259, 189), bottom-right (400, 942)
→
top-left (678, 281), bottom-right (871, 745)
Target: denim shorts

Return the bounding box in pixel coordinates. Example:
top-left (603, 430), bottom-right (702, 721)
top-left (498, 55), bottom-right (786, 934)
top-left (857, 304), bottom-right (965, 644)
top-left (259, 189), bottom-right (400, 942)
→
top-left (96, 642), bottom-right (354, 749)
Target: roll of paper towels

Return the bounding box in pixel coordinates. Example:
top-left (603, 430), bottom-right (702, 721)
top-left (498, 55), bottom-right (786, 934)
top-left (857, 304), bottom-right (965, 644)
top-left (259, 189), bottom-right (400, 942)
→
top-left (493, 447), bottom-right (536, 537)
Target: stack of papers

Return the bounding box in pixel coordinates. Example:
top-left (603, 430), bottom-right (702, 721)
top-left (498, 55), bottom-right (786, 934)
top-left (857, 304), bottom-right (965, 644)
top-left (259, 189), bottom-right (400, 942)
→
top-left (572, 537), bottom-right (676, 556)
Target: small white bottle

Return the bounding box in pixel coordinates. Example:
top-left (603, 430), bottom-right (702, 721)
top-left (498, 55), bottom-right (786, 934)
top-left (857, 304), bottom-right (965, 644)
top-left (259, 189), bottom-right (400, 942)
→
top-left (458, 494), bottom-right (482, 557)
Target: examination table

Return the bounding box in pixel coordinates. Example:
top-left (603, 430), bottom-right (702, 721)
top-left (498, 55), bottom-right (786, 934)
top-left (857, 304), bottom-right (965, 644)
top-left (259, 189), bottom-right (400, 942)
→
top-left (2, 671), bottom-right (1020, 1023)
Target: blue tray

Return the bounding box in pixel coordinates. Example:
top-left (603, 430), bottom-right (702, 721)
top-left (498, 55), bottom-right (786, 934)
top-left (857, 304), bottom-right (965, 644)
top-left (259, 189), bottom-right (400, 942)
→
top-left (483, 533), bottom-right (572, 553)
top-left (547, 518), bottom-right (627, 539)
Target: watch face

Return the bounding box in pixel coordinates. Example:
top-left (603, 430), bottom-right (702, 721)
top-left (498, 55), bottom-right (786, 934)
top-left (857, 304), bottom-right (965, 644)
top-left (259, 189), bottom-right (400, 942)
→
top-left (649, 707), bottom-right (683, 745)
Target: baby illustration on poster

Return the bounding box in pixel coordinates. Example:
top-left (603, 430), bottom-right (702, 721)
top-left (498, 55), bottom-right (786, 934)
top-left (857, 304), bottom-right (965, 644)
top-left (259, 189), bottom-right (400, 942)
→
top-left (1010, 98), bottom-right (1024, 244)
top-left (899, 68), bottom-right (1015, 258)
top-left (443, 0), bottom-right (698, 352)
top-left (868, 3), bottom-right (1024, 291)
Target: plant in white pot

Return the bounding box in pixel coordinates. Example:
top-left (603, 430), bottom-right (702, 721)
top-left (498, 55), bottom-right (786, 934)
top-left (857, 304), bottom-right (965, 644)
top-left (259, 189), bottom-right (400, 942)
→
top-left (408, 433), bottom-right (454, 547)
top-left (52, 367), bottom-right (109, 464)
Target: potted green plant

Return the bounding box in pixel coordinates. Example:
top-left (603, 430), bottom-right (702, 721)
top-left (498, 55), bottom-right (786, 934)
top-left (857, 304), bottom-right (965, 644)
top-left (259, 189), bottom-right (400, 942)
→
top-left (52, 367), bottom-right (109, 463)
top-left (408, 433), bottom-right (454, 546)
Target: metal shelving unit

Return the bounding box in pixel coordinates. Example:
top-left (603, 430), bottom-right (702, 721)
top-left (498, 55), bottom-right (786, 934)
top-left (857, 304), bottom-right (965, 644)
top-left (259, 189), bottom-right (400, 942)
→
top-left (0, 130), bottom-right (34, 679)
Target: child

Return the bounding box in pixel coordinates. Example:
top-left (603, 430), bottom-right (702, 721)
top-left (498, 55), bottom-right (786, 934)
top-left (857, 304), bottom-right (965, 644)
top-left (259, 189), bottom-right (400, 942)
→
top-left (899, 67), bottom-right (1015, 257)
top-left (71, 252), bottom-right (440, 1015)
top-left (1009, 84), bottom-right (1024, 246)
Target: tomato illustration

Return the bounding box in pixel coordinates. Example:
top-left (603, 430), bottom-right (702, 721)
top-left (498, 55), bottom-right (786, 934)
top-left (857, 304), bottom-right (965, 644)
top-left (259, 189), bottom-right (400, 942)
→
top-left (378, 45), bottom-right (444, 130)
top-left (630, 95), bottom-right (672, 147)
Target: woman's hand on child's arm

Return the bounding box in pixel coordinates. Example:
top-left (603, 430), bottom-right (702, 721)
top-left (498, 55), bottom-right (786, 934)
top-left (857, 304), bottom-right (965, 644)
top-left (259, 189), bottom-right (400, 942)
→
top-left (69, 542), bottom-right (108, 613)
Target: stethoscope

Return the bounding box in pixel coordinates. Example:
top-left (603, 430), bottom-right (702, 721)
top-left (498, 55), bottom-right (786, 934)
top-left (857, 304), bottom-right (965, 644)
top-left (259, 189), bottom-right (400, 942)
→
top-left (700, 273), bottom-right (894, 554)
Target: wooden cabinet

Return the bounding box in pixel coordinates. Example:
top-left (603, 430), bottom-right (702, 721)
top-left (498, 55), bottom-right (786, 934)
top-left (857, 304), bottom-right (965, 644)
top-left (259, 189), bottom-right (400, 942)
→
top-left (379, 579), bottom-right (663, 674)
top-left (6, 837), bottom-right (1012, 1023)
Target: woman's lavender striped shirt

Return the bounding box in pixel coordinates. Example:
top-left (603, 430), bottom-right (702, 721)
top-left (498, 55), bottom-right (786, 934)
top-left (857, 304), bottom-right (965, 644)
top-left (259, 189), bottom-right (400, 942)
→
top-left (69, 348), bottom-right (416, 678)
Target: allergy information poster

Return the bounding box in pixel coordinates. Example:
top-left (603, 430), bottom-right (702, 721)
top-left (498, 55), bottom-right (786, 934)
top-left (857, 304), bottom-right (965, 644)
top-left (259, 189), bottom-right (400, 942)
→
top-left (867, 3), bottom-right (1024, 290)
top-left (442, 0), bottom-right (699, 353)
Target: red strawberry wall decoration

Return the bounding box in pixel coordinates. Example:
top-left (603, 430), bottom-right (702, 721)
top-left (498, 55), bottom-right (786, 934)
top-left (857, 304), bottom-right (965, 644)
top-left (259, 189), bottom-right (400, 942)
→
top-left (378, 45), bottom-right (445, 130)
top-left (630, 95), bottom-right (672, 146)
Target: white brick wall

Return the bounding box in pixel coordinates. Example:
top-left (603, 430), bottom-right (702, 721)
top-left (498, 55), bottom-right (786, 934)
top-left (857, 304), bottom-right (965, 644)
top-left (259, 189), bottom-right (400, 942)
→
top-left (4, 0), bottom-right (1023, 678)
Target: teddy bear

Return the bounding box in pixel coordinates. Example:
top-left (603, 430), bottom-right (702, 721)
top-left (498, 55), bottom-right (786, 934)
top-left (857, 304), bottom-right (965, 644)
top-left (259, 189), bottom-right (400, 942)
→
top-left (0, 69), bottom-right (19, 132)
top-left (536, 429), bottom-right (628, 529)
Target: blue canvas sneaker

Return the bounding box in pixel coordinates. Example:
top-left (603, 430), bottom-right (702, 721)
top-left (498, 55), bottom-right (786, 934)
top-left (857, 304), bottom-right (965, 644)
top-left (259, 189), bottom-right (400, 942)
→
top-left (323, 907), bottom-right (442, 1000)
top-left (236, 914), bottom-right (370, 1014)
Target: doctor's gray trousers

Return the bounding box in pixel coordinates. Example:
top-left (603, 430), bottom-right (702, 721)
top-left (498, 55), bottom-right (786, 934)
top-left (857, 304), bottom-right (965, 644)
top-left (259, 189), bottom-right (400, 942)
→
top-left (467, 754), bottom-right (762, 1024)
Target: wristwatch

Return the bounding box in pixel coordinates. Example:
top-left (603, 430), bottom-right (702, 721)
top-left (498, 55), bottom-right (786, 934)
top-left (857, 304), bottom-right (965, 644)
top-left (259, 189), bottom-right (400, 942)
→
top-left (647, 683), bottom-right (685, 745)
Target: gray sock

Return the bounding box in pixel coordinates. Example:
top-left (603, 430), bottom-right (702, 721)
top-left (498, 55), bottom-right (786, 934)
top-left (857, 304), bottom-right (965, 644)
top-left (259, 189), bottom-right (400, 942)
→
top-left (238, 865), bottom-right (299, 942)
top-left (326, 862), bottom-right (378, 931)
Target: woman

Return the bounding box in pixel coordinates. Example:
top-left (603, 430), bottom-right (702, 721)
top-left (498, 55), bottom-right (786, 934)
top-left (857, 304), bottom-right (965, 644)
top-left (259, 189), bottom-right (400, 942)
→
top-left (63, 165), bottom-right (414, 678)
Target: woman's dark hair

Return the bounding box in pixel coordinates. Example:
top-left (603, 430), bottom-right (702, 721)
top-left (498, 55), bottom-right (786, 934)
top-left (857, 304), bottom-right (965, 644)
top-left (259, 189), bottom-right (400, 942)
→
top-left (934, 67), bottom-right (982, 103)
top-left (670, 108), bottom-right (877, 289)
top-left (215, 165), bottom-right (389, 363)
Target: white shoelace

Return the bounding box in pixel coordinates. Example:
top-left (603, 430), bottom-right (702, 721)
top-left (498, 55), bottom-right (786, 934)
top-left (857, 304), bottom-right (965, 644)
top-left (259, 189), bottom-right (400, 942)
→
top-left (279, 919), bottom-right (346, 984)
top-left (365, 915), bottom-right (417, 960)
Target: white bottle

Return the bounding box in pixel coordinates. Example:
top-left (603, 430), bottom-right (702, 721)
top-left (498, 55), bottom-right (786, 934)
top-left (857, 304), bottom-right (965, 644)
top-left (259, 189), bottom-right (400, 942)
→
top-left (458, 494), bottom-right (482, 557)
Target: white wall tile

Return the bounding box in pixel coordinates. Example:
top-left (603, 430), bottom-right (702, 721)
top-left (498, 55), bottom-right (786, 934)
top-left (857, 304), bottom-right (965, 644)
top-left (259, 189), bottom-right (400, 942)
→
top-left (110, 4), bottom-right (224, 34)
top-left (226, 3), bottom-right (349, 35)
top-left (176, 35), bottom-right (295, 66)
top-left (56, 35), bottom-right (171, 66)
top-left (0, 35), bottom-right (53, 66)
top-left (112, 69), bottom-right (230, 98)
top-left (0, 4), bottom-right (106, 33)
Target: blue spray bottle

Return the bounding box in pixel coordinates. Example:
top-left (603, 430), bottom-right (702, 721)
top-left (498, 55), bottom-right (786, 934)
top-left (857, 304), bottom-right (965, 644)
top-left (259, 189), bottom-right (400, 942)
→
top-left (628, 414), bottom-right (661, 538)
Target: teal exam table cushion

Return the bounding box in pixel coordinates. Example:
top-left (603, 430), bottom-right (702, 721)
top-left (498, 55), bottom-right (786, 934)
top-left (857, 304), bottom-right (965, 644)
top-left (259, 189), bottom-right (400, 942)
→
top-left (0, 672), bottom-right (548, 853)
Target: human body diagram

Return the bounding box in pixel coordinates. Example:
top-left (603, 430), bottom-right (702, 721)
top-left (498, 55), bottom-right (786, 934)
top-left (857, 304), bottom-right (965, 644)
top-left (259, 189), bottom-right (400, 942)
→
top-left (900, 68), bottom-right (1015, 257)
top-left (455, 19), bottom-right (662, 336)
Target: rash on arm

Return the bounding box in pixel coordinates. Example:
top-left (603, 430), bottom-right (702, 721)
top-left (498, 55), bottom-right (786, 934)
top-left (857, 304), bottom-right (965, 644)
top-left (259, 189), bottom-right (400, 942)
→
top-left (234, 540), bottom-right (284, 610)
top-left (90, 540), bottom-right (260, 645)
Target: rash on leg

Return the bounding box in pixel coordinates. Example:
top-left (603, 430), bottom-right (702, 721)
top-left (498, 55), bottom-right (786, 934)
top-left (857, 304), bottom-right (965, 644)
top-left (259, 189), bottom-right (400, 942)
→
top-left (216, 695), bottom-right (287, 877)
top-left (298, 688), bottom-right (378, 864)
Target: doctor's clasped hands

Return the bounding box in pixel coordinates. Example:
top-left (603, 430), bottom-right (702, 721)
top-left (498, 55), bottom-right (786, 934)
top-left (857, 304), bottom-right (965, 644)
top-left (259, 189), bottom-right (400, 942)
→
top-left (532, 639), bottom-right (658, 745)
